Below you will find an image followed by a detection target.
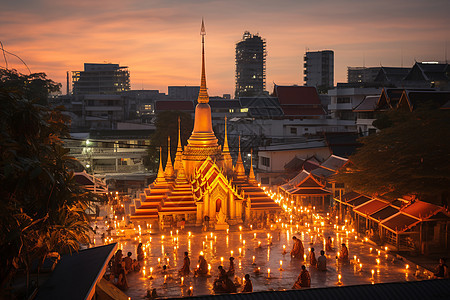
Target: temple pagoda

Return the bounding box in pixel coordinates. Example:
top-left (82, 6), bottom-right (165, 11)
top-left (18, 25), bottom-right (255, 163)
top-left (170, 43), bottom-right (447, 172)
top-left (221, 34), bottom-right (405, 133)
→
top-left (130, 20), bottom-right (280, 229)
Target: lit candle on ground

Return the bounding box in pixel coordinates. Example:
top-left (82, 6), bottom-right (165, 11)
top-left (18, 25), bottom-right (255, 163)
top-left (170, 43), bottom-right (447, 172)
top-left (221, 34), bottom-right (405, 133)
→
top-left (369, 247), bottom-right (373, 253)
top-left (220, 257), bottom-right (224, 265)
top-left (371, 269), bottom-right (375, 278)
top-left (231, 250), bottom-right (234, 257)
top-left (279, 260), bottom-right (283, 271)
top-left (338, 274), bottom-right (342, 284)
top-left (267, 268), bottom-right (271, 277)
top-left (258, 241), bottom-right (261, 248)
top-left (304, 254), bottom-right (307, 261)
top-left (239, 248), bottom-right (242, 256)
top-left (150, 267), bottom-right (153, 279)
top-left (181, 276), bottom-right (184, 285)
top-left (252, 256), bottom-right (255, 264)
top-left (254, 233), bottom-right (257, 239)
top-left (406, 264), bottom-right (409, 270)
top-left (226, 229), bottom-right (229, 234)
top-left (188, 231), bottom-right (192, 237)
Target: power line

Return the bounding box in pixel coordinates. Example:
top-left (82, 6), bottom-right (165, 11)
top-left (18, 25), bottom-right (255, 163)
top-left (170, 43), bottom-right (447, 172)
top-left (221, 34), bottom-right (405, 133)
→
top-left (0, 41), bottom-right (31, 74)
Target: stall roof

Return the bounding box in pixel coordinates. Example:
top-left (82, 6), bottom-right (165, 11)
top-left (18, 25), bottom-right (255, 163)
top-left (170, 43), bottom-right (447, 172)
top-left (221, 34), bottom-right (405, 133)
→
top-left (381, 213), bottom-right (419, 233)
top-left (346, 195), bottom-right (372, 207)
top-left (291, 188), bottom-right (331, 195)
top-left (354, 199), bottom-right (389, 216)
top-left (401, 200), bottom-right (444, 220)
top-left (369, 206), bottom-right (399, 222)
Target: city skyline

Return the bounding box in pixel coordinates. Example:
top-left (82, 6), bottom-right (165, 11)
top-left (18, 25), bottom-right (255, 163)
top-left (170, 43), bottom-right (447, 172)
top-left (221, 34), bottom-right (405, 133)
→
top-left (0, 0), bottom-right (448, 96)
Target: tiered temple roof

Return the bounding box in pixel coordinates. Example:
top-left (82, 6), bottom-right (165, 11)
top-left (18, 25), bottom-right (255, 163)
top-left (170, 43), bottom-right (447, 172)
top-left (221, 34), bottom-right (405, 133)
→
top-left (131, 20), bottom-right (280, 223)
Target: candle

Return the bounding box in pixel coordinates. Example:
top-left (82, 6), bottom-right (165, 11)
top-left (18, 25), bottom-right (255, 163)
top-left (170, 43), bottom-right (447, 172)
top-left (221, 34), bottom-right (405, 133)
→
top-left (267, 268), bottom-right (271, 277)
top-left (369, 247), bottom-right (373, 253)
top-left (406, 264), bottom-right (409, 270)
top-left (371, 269), bottom-right (375, 278)
top-left (304, 254), bottom-right (307, 261)
top-left (226, 229), bottom-right (229, 234)
top-left (338, 274), bottom-right (342, 284)
top-left (181, 276), bottom-right (184, 285)
top-left (279, 260), bottom-right (283, 271)
top-left (239, 226), bottom-right (242, 231)
top-left (239, 248), bottom-right (242, 256)
top-left (200, 250), bottom-right (204, 256)
top-left (220, 257), bottom-right (224, 265)
top-left (188, 231), bottom-right (192, 237)
top-left (161, 235), bottom-right (165, 240)
top-left (252, 256), bottom-right (255, 264)
top-left (254, 233), bottom-right (257, 239)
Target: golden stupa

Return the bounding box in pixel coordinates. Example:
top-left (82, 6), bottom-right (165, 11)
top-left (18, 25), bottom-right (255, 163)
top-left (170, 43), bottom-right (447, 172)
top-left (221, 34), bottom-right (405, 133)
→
top-left (130, 20), bottom-right (280, 229)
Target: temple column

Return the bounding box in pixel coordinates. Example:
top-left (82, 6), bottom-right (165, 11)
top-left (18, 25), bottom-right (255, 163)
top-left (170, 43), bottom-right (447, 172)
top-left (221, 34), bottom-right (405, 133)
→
top-left (229, 192), bottom-right (235, 220)
top-left (204, 188), bottom-right (209, 221)
top-left (196, 202), bottom-right (203, 226)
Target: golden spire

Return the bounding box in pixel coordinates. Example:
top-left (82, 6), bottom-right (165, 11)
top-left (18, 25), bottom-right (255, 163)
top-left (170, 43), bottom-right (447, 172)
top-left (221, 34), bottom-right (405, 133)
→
top-left (248, 148), bottom-right (257, 183)
top-left (223, 115), bottom-right (230, 152)
top-left (165, 136), bottom-right (174, 180)
top-left (155, 147), bottom-right (167, 184)
top-left (185, 19), bottom-right (218, 149)
top-left (198, 18), bottom-right (209, 104)
top-left (177, 117), bottom-right (182, 150)
top-left (234, 135), bottom-right (246, 180)
top-left (174, 116), bottom-right (184, 172)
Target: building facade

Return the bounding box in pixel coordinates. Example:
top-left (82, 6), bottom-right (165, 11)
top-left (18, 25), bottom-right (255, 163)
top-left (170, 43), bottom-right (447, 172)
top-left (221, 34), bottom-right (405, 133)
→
top-left (235, 31), bottom-right (266, 98)
top-left (304, 50), bottom-right (334, 89)
top-left (72, 63), bottom-right (130, 95)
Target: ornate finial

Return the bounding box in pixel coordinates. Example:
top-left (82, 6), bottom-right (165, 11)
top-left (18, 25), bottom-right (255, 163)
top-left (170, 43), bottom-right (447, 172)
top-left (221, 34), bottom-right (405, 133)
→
top-left (165, 136), bottom-right (174, 180)
top-left (238, 135), bottom-right (241, 155)
top-left (223, 115), bottom-right (229, 152)
top-left (201, 18), bottom-right (206, 36)
top-left (177, 117), bottom-right (183, 149)
top-left (197, 19), bottom-right (209, 104)
top-left (249, 148), bottom-right (256, 182)
top-left (155, 146), bottom-right (167, 184)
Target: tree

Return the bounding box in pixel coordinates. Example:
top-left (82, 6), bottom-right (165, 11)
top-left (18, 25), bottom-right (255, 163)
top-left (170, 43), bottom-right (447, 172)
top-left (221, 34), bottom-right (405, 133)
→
top-left (0, 68), bottom-right (101, 297)
top-left (144, 111), bottom-right (193, 172)
top-left (0, 68), bottom-right (61, 105)
top-left (335, 104), bottom-right (450, 202)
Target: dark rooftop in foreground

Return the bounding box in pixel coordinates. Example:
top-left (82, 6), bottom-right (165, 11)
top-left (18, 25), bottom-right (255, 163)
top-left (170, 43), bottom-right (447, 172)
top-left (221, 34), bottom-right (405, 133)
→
top-left (168, 279), bottom-right (450, 300)
top-left (35, 243), bottom-right (117, 300)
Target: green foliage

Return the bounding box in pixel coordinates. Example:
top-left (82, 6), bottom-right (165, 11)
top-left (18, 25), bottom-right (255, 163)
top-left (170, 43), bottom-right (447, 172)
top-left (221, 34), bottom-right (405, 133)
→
top-left (144, 111), bottom-right (193, 172)
top-left (0, 68), bottom-right (61, 106)
top-left (336, 105), bottom-right (450, 202)
top-left (0, 69), bottom-right (101, 294)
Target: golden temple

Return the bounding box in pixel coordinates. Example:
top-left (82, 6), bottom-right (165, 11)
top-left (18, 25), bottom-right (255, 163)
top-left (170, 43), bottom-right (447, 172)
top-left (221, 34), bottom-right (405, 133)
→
top-left (130, 20), bottom-right (280, 229)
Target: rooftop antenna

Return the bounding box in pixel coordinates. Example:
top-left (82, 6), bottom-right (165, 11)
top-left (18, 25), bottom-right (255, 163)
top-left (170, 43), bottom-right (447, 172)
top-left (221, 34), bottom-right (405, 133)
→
top-left (401, 47), bottom-right (403, 68)
top-left (445, 40), bottom-right (448, 63)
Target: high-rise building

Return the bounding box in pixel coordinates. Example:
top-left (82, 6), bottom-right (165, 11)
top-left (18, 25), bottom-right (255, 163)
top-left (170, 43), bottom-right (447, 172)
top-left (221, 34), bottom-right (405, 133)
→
top-left (235, 32), bottom-right (266, 98)
top-left (303, 50), bottom-right (334, 89)
top-left (72, 63), bottom-right (130, 95)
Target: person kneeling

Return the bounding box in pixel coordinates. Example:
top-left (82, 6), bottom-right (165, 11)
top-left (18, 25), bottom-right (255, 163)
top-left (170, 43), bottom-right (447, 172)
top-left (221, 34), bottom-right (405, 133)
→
top-left (292, 265), bottom-right (310, 289)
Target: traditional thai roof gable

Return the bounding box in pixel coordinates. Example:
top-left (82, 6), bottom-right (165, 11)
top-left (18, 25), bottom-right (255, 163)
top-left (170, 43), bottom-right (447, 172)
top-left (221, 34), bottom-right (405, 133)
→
top-left (159, 163), bottom-right (196, 215)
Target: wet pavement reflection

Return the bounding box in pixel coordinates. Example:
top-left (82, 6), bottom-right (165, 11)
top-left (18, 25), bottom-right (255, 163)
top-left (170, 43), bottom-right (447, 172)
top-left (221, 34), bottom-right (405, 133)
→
top-left (93, 214), bottom-right (418, 299)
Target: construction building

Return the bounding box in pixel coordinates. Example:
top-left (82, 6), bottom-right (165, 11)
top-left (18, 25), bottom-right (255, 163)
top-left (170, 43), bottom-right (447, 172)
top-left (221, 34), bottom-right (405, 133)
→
top-left (72, 63), bottom-right (130, 95)
top-left (235, 31), bottom-right (267, 98)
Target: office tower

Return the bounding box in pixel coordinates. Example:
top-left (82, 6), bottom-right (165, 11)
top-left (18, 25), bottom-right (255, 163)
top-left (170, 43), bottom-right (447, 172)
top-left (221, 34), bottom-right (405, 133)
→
top-left (304, 50), bottom-right (334, 88)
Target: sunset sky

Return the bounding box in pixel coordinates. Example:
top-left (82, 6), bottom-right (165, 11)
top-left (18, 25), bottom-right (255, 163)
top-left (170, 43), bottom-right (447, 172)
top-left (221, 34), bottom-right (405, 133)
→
top-left (1, 0), bottom-right (448, 96)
